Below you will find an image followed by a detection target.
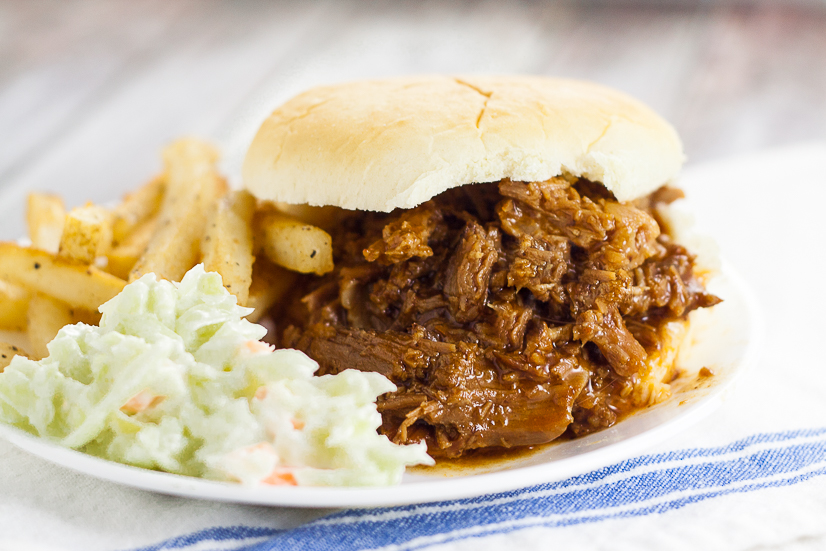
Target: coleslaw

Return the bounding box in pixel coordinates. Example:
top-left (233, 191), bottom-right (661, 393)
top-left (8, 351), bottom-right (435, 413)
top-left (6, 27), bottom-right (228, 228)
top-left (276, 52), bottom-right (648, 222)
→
top-left (0, 265), bottom-right (432, 486)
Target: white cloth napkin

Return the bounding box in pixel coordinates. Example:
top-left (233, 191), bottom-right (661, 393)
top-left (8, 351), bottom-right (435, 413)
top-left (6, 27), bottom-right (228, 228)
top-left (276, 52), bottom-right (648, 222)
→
top-left (2, 143), bottom-right (826, 551)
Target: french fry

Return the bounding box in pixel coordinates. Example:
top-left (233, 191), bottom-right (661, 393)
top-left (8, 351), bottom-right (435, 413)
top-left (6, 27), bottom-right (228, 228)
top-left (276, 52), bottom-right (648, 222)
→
top-left (112, 175), bottom-right (165, 246)
top-left (27, 193), bottom-right (66, 253)
top-left (272, 202), bottom-right (343, 231)
top-left (257, 211), bottom-right (334, 275)
top-left (58, 203), bottom-right (114, 264)
top-left (0, 342), bottom-right (27, 372)
top-left (201, 190), bottom-right (256, 304)
top-left (26, 294), bottom-right (73, 360)
top-left (71, 308), bottom-right (102, 327)
top-left (106, 216), bottom-right (157, 280)
top-left (129, 139), bottom-right (224, 283)
top-left (245, 257), bottom-right (296, 322)
top-left (0, 279), bottom-right (30, 331)
top-left (0, 243), bottom-right (126, 310)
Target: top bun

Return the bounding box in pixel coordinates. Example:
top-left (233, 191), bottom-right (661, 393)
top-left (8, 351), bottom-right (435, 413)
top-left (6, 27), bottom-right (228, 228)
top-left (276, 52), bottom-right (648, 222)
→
top-left (243, 75), bottom-right (684, 212)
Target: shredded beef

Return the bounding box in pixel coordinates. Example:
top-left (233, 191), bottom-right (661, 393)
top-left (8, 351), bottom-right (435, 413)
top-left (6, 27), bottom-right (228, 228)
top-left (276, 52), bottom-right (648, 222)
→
top-left (443, 222), bottom-right (500, 323)
top-left (279, 177), bottom-right (720, 458)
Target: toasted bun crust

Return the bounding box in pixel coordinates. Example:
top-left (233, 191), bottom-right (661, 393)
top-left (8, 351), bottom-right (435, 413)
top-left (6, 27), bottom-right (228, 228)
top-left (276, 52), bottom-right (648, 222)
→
top-left (243, 75), bottom-right (684, 211)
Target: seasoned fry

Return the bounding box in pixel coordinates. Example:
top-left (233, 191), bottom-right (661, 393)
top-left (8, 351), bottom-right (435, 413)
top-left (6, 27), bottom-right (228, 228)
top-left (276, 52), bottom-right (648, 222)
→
top-left (58, 203), bottom-right (114, 264)
top-left (27, 193), bottom-right (66, 253)
top-left (201, 190), bottom-right (256, 304)
top-left (71, 308), bottom-right (102, 327)
top-left (245, 257), bottom-right (296, 322)
top-left (0, 279), bottom-right (30, 331)
top-left (129, 139), bottom-right (224, 282)
top-left (106, 216), bottom-right (157, 280)
top-left (27, 294), bottom-right (74, 360)
top-left (112, 175), bottom-right (165, 246)
top-left (0, 342), bottom-right (27, 372)
top-left (272, 202), bottom-right (343, 231)
top-left (0, 243), bottom-right (126, 310)
top-left (258, 211), bottom-right (333, 275)
top-left (10, 139), bottom-right (309, 337)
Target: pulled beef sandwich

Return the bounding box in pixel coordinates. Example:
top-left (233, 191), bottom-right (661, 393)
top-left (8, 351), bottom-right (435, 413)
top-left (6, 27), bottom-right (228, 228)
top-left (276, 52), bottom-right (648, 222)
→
top-left (243, 76), bottom-right (721, 459)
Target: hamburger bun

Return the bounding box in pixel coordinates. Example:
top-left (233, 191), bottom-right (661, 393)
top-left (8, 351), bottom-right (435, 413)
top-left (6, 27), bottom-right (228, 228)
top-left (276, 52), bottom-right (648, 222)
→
top-left (243, 75), bottom-right (684, 211)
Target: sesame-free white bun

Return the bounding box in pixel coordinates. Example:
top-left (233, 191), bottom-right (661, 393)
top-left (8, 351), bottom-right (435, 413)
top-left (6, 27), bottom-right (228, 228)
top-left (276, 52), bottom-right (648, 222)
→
top-left (243, 75), bottom-right (684, 212)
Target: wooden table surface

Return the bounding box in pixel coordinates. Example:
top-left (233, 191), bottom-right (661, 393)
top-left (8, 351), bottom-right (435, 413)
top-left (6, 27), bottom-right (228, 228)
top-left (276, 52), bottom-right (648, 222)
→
top-left (1, 0), bottom-right (825, 212)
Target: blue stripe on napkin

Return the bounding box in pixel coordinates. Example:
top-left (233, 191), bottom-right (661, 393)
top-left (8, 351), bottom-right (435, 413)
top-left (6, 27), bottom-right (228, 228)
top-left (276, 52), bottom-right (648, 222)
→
top-left (128, 527), bottom-right (281, 551)
top-left (130, 428), bottom-right (826, 551)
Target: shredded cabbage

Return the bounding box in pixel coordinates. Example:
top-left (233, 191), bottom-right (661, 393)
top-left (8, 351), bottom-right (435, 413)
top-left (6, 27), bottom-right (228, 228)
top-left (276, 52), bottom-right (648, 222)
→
top-left (0, 265), bottom-right (432, 486)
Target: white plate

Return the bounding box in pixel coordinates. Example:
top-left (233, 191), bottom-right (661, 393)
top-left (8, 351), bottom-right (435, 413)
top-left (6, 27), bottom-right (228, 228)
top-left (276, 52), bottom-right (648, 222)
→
top-left (0, 263), bottom-right (758, 507)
